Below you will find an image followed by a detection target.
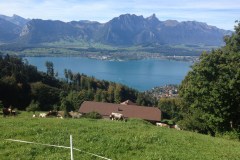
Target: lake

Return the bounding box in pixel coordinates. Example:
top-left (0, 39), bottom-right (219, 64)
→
top-left (25, 57), bottom-right (192, 91)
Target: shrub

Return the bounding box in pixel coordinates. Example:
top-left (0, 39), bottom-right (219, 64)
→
top-left (216, 130), bottom-right (240, 141)
top-left (0, 100), bottom-right (3, 109)
top-left (127, 118), bottom-right (152, 125)
top-left (161, 119), bottom-right (175, 125)
top-left (84, 111), bottom-right (102, 119)
top-left (26, 100), bottom-right (40, 113)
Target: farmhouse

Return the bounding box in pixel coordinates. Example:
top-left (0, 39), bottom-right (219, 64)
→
top-left (79, 101), bottom-right (161, 123)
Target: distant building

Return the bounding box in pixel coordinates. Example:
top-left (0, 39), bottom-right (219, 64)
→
top-left (79, 101), bottom-right (161, 123)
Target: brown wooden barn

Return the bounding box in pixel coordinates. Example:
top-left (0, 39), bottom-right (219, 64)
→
top-left (79, 101), bottom-right (161, 123)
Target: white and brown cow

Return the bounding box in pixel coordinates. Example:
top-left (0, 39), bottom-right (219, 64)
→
top-left (39, 113), bottom-right (47, 118)
top-left (2, 108), bottom-right (16, 117)
top-left (109, 112), bottom-right (124, 120)
top-left (68, 111), bottom-right (82, 118)
top-left (156, 122), bottom-right (170, 128)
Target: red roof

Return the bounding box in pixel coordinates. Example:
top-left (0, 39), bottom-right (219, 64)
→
top-left (79, 101), bottom-right (161, 122)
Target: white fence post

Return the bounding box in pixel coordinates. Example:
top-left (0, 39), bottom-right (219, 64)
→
top-left (70, 135), bottom-right (74, 160)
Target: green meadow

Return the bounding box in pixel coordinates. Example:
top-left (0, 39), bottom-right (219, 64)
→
top-left (1, 112), bottom-right (240, 160)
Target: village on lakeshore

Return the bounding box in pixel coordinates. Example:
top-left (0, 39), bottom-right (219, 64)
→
top-left (145, 84), bottom-right (179, 98)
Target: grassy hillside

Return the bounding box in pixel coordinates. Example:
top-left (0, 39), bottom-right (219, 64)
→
top-left (1, 112), bottom-right (240, 160)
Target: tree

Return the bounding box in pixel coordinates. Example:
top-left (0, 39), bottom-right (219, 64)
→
top-left (26, 100), bottom-right (40, 113)
top-left (101, 91), bottom-right (108, 102)
top-left (179, 21), bottom-right (240, 134)
top-left (60, 98), bottom-right (73, 117)
top-left (136, 93), bottom-right (156, 106)
top-left (45, 61), bottom-right (54, 77)
top-left (114, 84), bottom-right (122, 103)
top-left (107, 85), bottom-right (115, 103)
top-left (94, 89), bottom-right (102, 102)
top-left (31, 82), bottom-right (60, 111)
top-left (158, 98), bottom-right (182, 121)
top-left (0, 100), bottom-right (3, 109)
top-left (64, 69), bottom-right (69, 83)
top-left (65, 91), bottom-right (83, 111)
top-left (0, 76), bottom-right (31, 109)
top-left (136, 93), bottom-right (145, 106)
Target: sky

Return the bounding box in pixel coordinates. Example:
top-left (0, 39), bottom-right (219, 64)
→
top-left (0, 0), bottom-right (239, 30)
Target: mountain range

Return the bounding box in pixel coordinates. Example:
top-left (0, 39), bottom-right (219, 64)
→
top-left (0, 14), bottom-right (232, 47)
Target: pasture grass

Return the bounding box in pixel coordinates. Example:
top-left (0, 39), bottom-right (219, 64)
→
top-left (0, 112), bottom-right (240, 160)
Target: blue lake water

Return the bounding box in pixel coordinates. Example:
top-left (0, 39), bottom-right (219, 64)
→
top-left (25, 57), bottom-right (192, 91)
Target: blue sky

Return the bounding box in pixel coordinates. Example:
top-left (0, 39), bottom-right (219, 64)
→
top-left (0, 0), bottom-right (239, 30)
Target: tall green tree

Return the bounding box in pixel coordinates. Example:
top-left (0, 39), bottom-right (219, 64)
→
top-left (158, 98), bottom-right (182, 121)
top-left (45, 61), bottom-right (54, 77)
top-left (179, 21), bottom-right (240, 134)
top-left (26, 100), bottom-right (40, 113)
top-left (114, 84), bottom-right (122, 103)
top-left (31, 82), bottom-right (60, 111)
top-left (107, 85), bottom-right (115, 103)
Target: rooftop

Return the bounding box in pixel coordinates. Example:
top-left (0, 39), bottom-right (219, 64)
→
top-left (79, 101), bottom-right (161, 122)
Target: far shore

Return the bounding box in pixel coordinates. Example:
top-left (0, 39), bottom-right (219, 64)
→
top-left (16, 53), bottom-right (199, 63)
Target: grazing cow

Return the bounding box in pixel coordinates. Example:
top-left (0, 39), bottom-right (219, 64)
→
top-left (109, 112), bottom-right (124, 120)
top-left (68, 111), bottom-right (82, 118)
top-left (171, 124), bottom-right (181, 130)
top-left (57, 111), bottom-right (65, 118)
top-left (2, 108), bottom-right (16, 117)
top-left (39, 113), bottom-right (47, 118)
top-left (2, 108), bottom-right (11, 116)
top-left (156, 122), bottom-right (170, 128)
top-left (39, 111), bottom-right (65, 118)
top-left (46, 111), bottom-right (58, 117)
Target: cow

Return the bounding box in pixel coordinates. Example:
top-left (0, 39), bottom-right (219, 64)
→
top-left (156, 122), bottom-right (170, 128)
top-left (171, 124), bottom-right (181, 130)
top-left (57, 116), bottom-right (64, 119)
top-left (39, 113), bottom-right (47, 118)
top-left (68, 111), bottom-right (82, 118)
top-left (56, 111), bottom-right (65, 118)
top-left (46, 111), bottom-right (58, 117)
top-left (39, 111), bottom-right (65, 118)
top-left (2, 108), bottom-right (11, 116)
top-left (109, 112), bottom-right (124, 121)
top-left (2, 108), bottom-right (16, 117)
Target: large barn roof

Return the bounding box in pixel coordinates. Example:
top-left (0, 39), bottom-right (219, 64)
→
top-left (79, 101), bottom-right (161, 122)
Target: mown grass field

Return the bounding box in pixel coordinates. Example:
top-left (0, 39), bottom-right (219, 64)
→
top-left (1, 112), bottom-right (240, 160)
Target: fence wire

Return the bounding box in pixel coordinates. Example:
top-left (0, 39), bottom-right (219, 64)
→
top-left (6, 139), bottom-right (112, 160)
